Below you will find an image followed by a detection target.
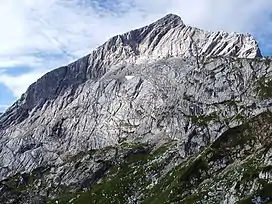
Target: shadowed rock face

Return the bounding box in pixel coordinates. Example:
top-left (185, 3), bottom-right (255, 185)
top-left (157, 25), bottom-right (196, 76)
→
top-left (0, 14), bottom-right (271, 204)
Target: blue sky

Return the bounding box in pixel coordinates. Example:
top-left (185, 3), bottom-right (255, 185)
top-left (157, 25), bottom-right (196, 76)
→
top-left (0, 0), bottom-right (272, 112)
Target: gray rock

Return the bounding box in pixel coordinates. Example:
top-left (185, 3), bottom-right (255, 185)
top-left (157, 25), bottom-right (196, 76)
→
top-left (0, 14), bottom-right (269, 182)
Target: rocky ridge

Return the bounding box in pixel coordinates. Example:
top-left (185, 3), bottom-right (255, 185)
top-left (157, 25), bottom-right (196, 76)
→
top-left (0, 14), bottom-right (271, 203)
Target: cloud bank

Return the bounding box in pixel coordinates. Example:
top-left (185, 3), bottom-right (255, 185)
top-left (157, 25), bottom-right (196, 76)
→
top-left (0, 0), bottom-right (272, 110)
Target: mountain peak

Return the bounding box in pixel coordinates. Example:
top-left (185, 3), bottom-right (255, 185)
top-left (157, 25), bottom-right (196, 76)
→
top-left (0, 13), bottom-right (266, 183)
top-left (92, 13), bottom-right (261, 69)
top-left (154, 13), bottom-right (183, 26)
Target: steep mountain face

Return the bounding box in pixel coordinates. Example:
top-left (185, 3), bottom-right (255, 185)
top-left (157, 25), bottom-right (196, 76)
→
top-left (0, 14), bottom-right (271, 204)
top-left (1, 112), bottom-right (271, 204)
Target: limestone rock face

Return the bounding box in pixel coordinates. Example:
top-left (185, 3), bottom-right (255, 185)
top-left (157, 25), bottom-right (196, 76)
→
top-left (1, 112), bottom-right (271, 204)
top-left (0, 14), bottom-right (271, 204)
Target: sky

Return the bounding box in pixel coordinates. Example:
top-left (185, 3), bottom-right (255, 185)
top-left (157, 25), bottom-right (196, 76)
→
top-left (0, 0), bottom-right (272, 112)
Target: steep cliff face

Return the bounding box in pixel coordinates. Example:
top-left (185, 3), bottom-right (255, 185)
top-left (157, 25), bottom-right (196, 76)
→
top-left (1, 111), bottom-right (271, 204)
top-left (0, 14), bottom-right (271, 204)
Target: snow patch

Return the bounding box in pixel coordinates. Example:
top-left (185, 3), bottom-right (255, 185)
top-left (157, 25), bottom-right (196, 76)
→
top-left (125, 75), bottom-right (135, 80)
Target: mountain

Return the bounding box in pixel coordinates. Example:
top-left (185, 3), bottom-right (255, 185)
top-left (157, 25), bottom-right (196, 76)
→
top-left (0, 14), bottom-right (271, 204)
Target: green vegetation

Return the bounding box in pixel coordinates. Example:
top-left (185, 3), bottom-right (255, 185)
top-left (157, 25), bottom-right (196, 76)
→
top-left (190, 111), bottom-right (218, 125)
top-left (255, 76), bottom-right (272, 99)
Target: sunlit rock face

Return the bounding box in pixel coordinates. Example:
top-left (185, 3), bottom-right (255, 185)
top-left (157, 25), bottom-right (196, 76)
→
top-left (0, 14), bottom-right (271, 204)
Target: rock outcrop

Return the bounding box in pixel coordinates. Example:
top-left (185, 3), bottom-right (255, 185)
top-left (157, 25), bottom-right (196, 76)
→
top-left (0, 14), bottom-right (271, 203)
top-left (1, 112), bottom-right (271, 203)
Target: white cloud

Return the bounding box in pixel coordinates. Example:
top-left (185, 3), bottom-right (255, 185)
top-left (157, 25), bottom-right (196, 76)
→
top-left (0, 0), bottom-right (272, 105)
top-left (0, 104), bottom-right (9, 109)
top-left (0, 105), bottom-right (9, 113)
top-left (0, 71), bottom-right (45, 97)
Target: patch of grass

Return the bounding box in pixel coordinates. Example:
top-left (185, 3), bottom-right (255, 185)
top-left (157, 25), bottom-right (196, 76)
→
top-left (255, 76), bottom-right (272, 99)
top-left (191, 111), bottom-right (218, 125)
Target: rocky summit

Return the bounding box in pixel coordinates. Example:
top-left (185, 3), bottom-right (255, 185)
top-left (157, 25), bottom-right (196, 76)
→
top-left (0, 14), bottom-right (271, 204)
